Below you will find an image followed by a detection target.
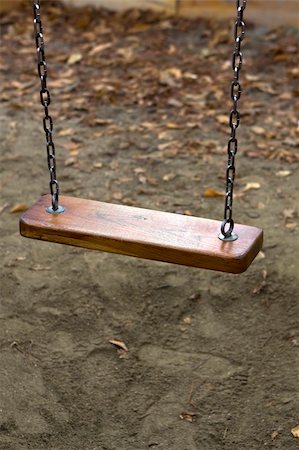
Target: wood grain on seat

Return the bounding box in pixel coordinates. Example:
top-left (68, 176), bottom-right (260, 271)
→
top-left (20, 195), bottom-right (263, 273)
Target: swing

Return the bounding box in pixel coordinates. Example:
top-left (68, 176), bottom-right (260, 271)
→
top-left (20, 0), bottom-right (263, 274)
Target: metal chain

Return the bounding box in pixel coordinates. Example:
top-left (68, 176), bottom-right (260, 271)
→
top-left (33, 0), bottom-right (61, 212)
top-left (220, 0), bottom-right (247, 240)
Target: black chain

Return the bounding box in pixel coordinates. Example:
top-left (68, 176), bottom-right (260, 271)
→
top-left (33, 0), bottom-right (60, 212)
top-left (220, 0), bottom-right (247, 240)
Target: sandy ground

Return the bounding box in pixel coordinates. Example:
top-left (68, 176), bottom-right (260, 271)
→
top-left (0, 3), bottom-right (299, 449)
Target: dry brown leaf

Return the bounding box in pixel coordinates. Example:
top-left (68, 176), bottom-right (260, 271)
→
top-left (243, 182), bottom-right (261, 192)
top-left (10, 203), bottom-right (28, 213)
top-left (165, 67), bottom-right (182, 79)
top-left (133, 167), bottom-right (145, 174)
top-left (67, 53), bottom-right (83, 65)
top-left (141, 121), bottom-right (156, 130)
top-left (57, 128), bottom-right (74, 137)
top-left (69, 149), bottom-right (79, 156)
top-left (216, 115), bottom-right (228, 125)
top-left (245, 73), bottom-right (260, 81)
top-left (252, 269), bottom-right (267, 294)
top-left (289, 67), bottom-right (299, 78)
top-left (64, 157), bottom-right (76, 167)
top-left (183, 72), bottom-right (198, 80)
top-left (158, 141), bottom-right (173, 151)
top-left (93, 162), bottom-right (103, 169)
top-left (88, 42), bottom-right (112, 56)
top-left (138, 175), bottom-right (147, 184)
top-left (166, 122), bottom-right (182, 129)
top-left (251, 126), bottom-right (266, 136)
top-left (164, 148), bottom-right (179, 158)
top-left (167, 98), bottom-right (183, 108)
top-left (285, 222), bottom-right (297, 230)
top-left (276, 170), bottom-right (291, 177)
top-left (129, 22), bottom-right (152, 33)
top-left (159, 67), bottom-right (182, 87)
top-left (61, 142), bottom-right (80, 152)
top-left (183, 315), bottom-right (192, 324)
top-left (163, 173), bottom-right (176, 182)
top-left (0, 203), bottom-right (8, 214)
top-left (92, 118), bottom-right (113, 126)
top-left (16, 256), bottom-right (26, 261)
top-left (256, 250), bottom-right (266, 260)
top-left (158, 130), bottom-right (173, 140)
top-left (203, 188), bottom-right (224, 198)
top-left (30, 265), bottom-right (51, 271)
top-left (253, 82), bottom-right (276, 95)
top-left (116, 47), bottom-right (135, 62)
top-left (112, 192), bottom-right (123, 201)
top-left (291, 424), bottom-right (299, 438)
top-left (271, 431), bottom-right (279, 441)
top-left (283, 209), bottom-right (297, 220)
top-left (109, 339), bottom-right (128, 352)
top-left (179, 411), bottom-right (197, 423)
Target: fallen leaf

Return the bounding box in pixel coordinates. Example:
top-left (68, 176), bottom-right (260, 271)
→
top-left (133, 167), bottom-right (145, 174)
top-left (61, 142), bottom-right (80, 152)
top-left (245, 73), bottom-right (261, 81)
top-left (163, 173), bottom-right (176, 182)
top-left (93, 83), bottom-right (115, 93)
top-left (64, 157), bottom-right (77, 167)
top-left (203, 188), bottom-right (224, 198)
top-left (183, 72), bottom-right (198, 80)
top-left (67, 53), bottom-right (83, 65)
top-left (252, 269), bottom-right (267, 294)
top-left (117, 349), bottom-right (129, 359)
top-left (179, 411), bottom-right (197, 423)
top-left (109, 339), bottom-right (128, 352)
top-left (291, 424), bottom-right (299, 438)
top-left (285, 222), bottom-right (297, 230)
top-left (275, 170), bottom-right (291, 177)
top-left (216, 115), bottom-right (228, 125)
top-left (271, 431), bottom-right (279, 441)
top-left (167, 98), bottom-right (183, 108)
top-left (283, 209), bottom-right (297, 220)
top-left (289, 67), bottom-right (299, 78)
top-left (166, 122), bottom-right (182, 129)
top-left (88, 42), bottom-right (112, 56)
top-left (117, 47), bottom-right (135, 62)
top-left (141, 121), bottom-right (156, 130)
top-left (10, 203), bottom-right (28, 213)
top-left (164, 148), bottom-right (179, 158)
top-left (183, 315), bottom-right (192, 324)
top-left (243, 182), bottom-right (261, 192)
top-left (16, 256), bottom-right (26, 261)
top-left (93, 162), bottom-right (103, 169)
top-left (251, 126), bottom-right (266, 136)
top-left (92, 118), bottom-right (113, 126)
top-left (0, 203), bottom-right (8, 214)
top-left (159, 67), bottom-right (182, 87)
top-left (253, 82), bottom-right (276, 95)
top-left (57, 128), bottom-right (74, 137)
top-left (112, 192), bottom-right (123, 201)
top-left (138, 175), bottom-right (147, 184)
top-left (30, 265), bottom-right (51, 271)
top-left (129, 22), bottom-right (152, 33)
top-left (256, 250), bottom-right (266, 260)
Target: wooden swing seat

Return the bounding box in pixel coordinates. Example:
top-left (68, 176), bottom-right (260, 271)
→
top-left (20, 195), bottom-right (263, 273)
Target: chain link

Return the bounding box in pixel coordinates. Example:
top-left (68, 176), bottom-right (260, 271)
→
top-left (220, 0), bottom-right (247, 239)
top-left (33, 0), bottom-right (60, 211)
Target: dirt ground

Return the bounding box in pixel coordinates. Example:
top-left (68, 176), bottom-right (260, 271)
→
top-left (0, 3), bottom-right (298, 449)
